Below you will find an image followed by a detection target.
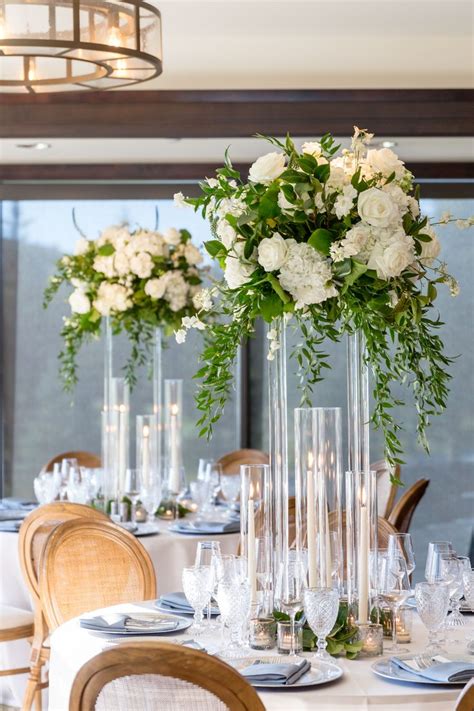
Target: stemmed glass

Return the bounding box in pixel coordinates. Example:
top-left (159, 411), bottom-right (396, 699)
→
top-left (33, 473), bottom-right (60, 504)
top-left (304, 587), bottom-right (339, 661)
top-left (195, 540), bottom-right (222, 627)
top-left (462, 568), bottom-right (474, 652)
top-left (380, 552), bottom-right (412, 653)
top-left (388, 533), bottom-right (416, 577)
top-left (440, 554), bottom-right (469, 629)
top-left (182, 565), bottom-right (213, 635)
top-left (215, 556), bottom-right (251, 657)
top-left (220, 474), bottom-right (240, 513)
top-left (425, 541), bottom-right (454, 583)
top-left (415, 581), bottom-right (450, 657)
top-left (274, 551), bottom-right (307, 659)
top-left (59, 458), bottom-right (78, 501)
top-left (124, 469), bottom-right (142, 523)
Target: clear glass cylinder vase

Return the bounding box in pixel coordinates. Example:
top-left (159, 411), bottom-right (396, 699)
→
top-left (240, 463), bottom-right (273, 614)
top-left (346, 469), bottom-right (378, 624)
top-left (164, 378), bottom-right (184, 495)
top-left (267, 317), bottom-right (289, 597)
top-left (294, 407), bottom-right (343, 592)
top-left (110, 377), bottom-right (130, 499)
top-left (136, 414), bottom-right (162, 517)
top-left (152, 327), bottom-right (163, 485)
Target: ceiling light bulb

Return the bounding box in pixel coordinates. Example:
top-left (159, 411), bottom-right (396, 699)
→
top-left (27, 58), bottom-right (37, 81)
top-left (108, 26), bottom-right (122, 47)
top-left (381, 140), bottom-right (397, 149)
top-left (16, 142), bottom-right (51, 150)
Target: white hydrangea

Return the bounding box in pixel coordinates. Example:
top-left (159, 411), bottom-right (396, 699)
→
top-left (93, 282), bottom-right (132, 315)
top-left (96, 225), bottom-right (130, 251)
top-left (224, 241), bottom-right (257, 289)
top-left (130, 252), bottom-right (153, 279)
top-left (184, 242), bottom-right (203, 266)
top-left (93, 255), bottom-right (116, 279)
top-left (114, 250), bottom-right (130, 276)
top-left (68, 289), bottom-right (91, 314)
top-left (278, 241), bottom-right (338, 308)
top-left (338, 222), bottom-right (374, 261)
top-left (162, 272), bottom-right (189, 312)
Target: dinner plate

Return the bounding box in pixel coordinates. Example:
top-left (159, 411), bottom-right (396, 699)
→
top-left (229, 655), bottom-right (343, 689)
top-left (81, 612), bottom-right (191, 636)
top-left (371, 658), bottom-right (467, 686)
top-left (169, 521), bottom-right (240, 536)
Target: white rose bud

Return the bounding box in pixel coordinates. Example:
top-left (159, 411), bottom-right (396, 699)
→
top-left (68, 289), bottom-right (90, 314)
top-left (357, 187), bottom-right (399, 228)
top-left (257, 233), bottom-right (289, 272)
top-left (248, 152), bottom-right (286, 185)
top-left (163, 227), bottom-right (182, 246)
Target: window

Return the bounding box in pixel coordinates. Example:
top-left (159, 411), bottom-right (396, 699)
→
top-left (1, 199), bottom-right (240, 497)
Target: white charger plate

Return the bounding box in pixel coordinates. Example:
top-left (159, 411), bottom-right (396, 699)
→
top-left (229, 655), bottom-right (343, 689)
top-left (372, 657), bottom-right (467, 685)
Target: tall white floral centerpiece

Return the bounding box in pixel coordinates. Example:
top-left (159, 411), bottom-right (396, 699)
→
top-left (176, 127), bottom-right (472, 594)
top-left (45, 221), bottom-right (209, 505)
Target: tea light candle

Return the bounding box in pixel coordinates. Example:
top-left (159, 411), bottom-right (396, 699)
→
top-left (249, 617), bottom-right (276, 650)
top-left (277, 621), bottom-right (303, 655)
top-left (355, 622), bottom-right (383, 657)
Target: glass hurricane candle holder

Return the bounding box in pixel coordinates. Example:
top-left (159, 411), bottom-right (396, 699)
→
top-left (110, 377), bottom-right (130, 498)
top-left (249, 617), bottom-right (277, 650)
top-left (381, 605), bottom-right (413, 643)
top-left (164, 379), bottom-right (184, 495)
top-left (240, 464), bottom-right (273, 613)
top-left (294, 407), bottom-right (343, 592)
top-left (354, 622), bottom-right (383, 657)
top-left (277, 620), bottom-right (303, 655)
top-left (136, 414), bottom-right (162, 517)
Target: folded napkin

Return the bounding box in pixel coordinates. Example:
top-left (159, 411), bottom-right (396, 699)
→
top-left (174, 519), bottom-right (240, 534)
top-left (392, 656), bottom-right (474, 683)
top-left (0, 510), bottom-right (29, 522)
top-left (158, 591), bottom-right (219, 615)
top-left (241, 658), bottom-right (311, 686)
top-left (0, 520), bottom-right (22, 532)
top-left (80, 612), bottom-right (179, 634)
top-left (0, 497), bottom-right (36, 510)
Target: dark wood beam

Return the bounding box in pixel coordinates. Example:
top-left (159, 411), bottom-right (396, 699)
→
top-left (1, 161), bottom-right (473, 182)
top-left (1, 89), bottom-right (473, 138)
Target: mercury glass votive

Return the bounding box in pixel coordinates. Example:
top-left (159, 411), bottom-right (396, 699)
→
top-left (249, 617), bottom-right (277, 650)
top-left (354, 622), bottom-right (383, 657)
top-left (381, 605), bottom-right (412, 643)
top-left (277, 620), bottom-right (303, 655)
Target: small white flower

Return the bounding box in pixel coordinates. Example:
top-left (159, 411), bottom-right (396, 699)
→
top-left (389, 290), bottom-right (399, 308)
top-left (267, 329), bottom-right (278, 341)
top-left (329, 243), bottom-right (346, 262)
top-left (206, 178), bottom-right (219, 188)
top-left (333, 184), bottom-right (358, 219)
top-left (248, 152), bottom-right (286, 185)
top-left (182, 315), bottom-right (205, 331)
top-left (163, 227), bottom-right (182, 246)
top-left (175, 329), bottom-right (187, 344)
top-left (456, 219), bottom-right (472, 230)
top-left (357, 187), bottom-right (399, 228)
top-left (173, 192), bottom-right (187, 208)
top-left (438, 211), bottom-right (452, 225)
top-left (192, 288), bottom-right (213, 311)
top-left (257, 232), bottom-right (289, 272)
top-left (68, 289), bottom-right (90, 314)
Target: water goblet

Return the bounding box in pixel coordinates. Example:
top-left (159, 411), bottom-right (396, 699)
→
top-left (380, 553), bottom-right (412, 653)
top-left (220, 474), bottom-right (240, 512)
top-left (33, 473), bottom-right (59, 505)
top-left (462, 568), bottom-right (474, 652)
top-left (303, 587), bottom-right (340, 661)
top-left (274, 551), bottom-right (307, 659)
top-left (415, 581), bottom-right (450, 657)
top-left (195, 540), bottom-right (222, 627)
top-left (441, 554), bottom-right (469, 629)
top-left (182, 565), bottom-right (213, 635)
top-left (216, 576), bottom-right (251, 658)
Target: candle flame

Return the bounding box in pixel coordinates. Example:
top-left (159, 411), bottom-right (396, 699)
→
top-left (143, 425), bottom-right (150, 437)
top-left (170, 403), bottom-right (179, 416)
top-left (307, 452), bottom-right (314, 468)
top-left (119, 404), bottom-right (127, 413)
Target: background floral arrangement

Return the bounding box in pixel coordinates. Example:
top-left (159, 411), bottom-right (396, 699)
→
top-left (44, 222), bottom-right (208, 389)
top-left (178, 128), bottom-right (472, 466)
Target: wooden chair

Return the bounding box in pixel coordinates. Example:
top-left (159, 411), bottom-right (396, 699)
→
top-left (69, 642), bottom-right (265, 711)
top-left (18, 502), bottom-right (109, 711)
top-left (0, 605), bottom-right (34, 680)
top-left (388, 478), bottom-right (430, 534)
top-left (371, 459), bottom-right (401, 519)
top-left (41, 451), bottom-right (101, 473)
top-left (39, 518), bottom-right (156, 631)
top-left (217, 449), bottom-right (269, 475)
top-left (455, 678), bottom-right (474, 711)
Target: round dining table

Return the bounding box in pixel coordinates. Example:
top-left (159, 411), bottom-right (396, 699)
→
top-left (47, 600), bottom-right (473, 711)
top-left (0, 522), bottom-right (240, 708)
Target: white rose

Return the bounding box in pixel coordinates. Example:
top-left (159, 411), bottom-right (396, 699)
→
top-left (301, 141), bottom-right (323, 157)
top-left (216, 197), bottom-right (246, 219)
top-left (368, 231), bottom-right (415, 279)
top-left (257, 233), bottom-right (289, 272)
top-left (163, 228), bottom-right (182, 246)
top-left (93, 255), bottom-right (116, 279)
top-left (224, 242), bottom-right (257, 289)
top-left (129, 252), bottom-right (153, 279)
top-left (93, 282), bottom-right (132, 315)
top-left (114, 250), bottom-right (130, 276)
top-left (277, 191), bottom-right (296, 212)
top-left (184, 243), bottom-right (203, 266)
top-left (216, 218), bottom-right (237, 249)
top-left (74, 238), bottom-right (90, 256)
top-left (248, 152), bottom-right (286, 185)
top-left (145, 277), bottom-right (166, 299)
top-left (68, 289), bottom-right (90, 314)
top-left (365, 148), bottom-right (405, 178)
top-left (419, 225), bottom-right (441, 266)
top-left (357, 187), bottom-right (399, 228)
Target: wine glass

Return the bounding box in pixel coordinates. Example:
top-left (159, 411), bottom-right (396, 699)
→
top-left (197, 458), bottom-right (214, 481)
top-left (124, 468), bottom-right (142, 523)
top-left (33, 473), bottom-right (59, 505)
top-left (274, 551), bottom-right (307, 658)
top-left (415, 581), bottom-right (450, 658)
top-left (59, 458), bottom-right (78, 500)
top-left (195, 540), bottom-right (222, 626)
top-left (220, 474), bottom-right (240, 512)
top-left (205, 461), bottom-right (223, 511)
top-left (304, 587), bottom-right (340, 661)
top-left (425, 541), bottom-right (454, 583)
top-left (388, 533), bottom-right (416, 577)
top-left (380, 552), bottom-right (412, 653)
top-left (182, 565), bottom-right (213, 635)
top-left (440, 554), bottom-right (468, 629)
top-left (189, 479), bottom-right (211, 512)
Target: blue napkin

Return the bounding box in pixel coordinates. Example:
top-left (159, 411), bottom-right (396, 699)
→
top-left (392, 656), bottom-right (474, 683)
top-left (0, 520), bottom-right (22, 532)
top-left (157, 591), bottom-right (219, 615)
top-left (173, 519), bottom-right (240, 534)
top-left (80, 612), bottom-right (179, 634)
top-left (241, 658), bottom-right (311, 686)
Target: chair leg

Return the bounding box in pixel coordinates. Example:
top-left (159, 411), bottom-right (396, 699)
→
top-left (22, 654), bottom-right (43, 711)
top-left (34, 686), bottom-right (42, 711)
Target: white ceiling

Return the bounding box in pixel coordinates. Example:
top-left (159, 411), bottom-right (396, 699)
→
top-left (148, 0), bottom-right (473, 91)
top-left (1, 136), bottom-right (473, 164)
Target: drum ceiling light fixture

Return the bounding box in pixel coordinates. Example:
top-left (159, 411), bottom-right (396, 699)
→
top-left (0, 0), bottom-right (162, 92)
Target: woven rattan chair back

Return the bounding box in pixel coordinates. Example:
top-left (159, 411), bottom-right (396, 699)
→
top-left (217, 449), bottom-right (269, 475)
top-left (41, 450), bottom-right (101, 473)
top-left (388, 478), bottom-right (430, 534)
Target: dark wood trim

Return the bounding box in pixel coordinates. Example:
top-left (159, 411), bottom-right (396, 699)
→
top-left (1, 89), bottom-right (473, 138)
top-left (1, 161), bottom-right (473, 182)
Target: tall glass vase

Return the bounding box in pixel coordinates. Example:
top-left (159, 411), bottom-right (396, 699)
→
top-left (267, 317), bottom-right (289, 598)
top-left (152, 327), bottom-right (163, 486)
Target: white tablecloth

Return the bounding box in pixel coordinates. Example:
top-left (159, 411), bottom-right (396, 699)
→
top-left (48, 601), bottom-right (473, 711)
top-left (0, 524), bottom-right (239, 707)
